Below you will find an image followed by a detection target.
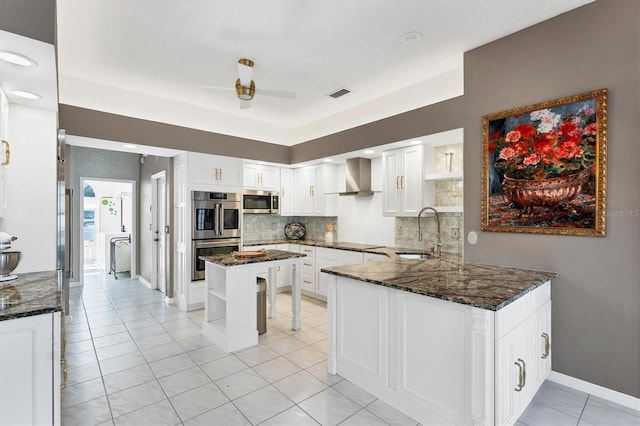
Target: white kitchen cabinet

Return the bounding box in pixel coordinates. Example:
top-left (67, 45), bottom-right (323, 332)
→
top-left (187, 152), bottom-right (243, 191)
top-left (0, 313), bottom-right (61, 426)
top-left (279, 168), bottom-right (295, 216)
top-left (326, 274), bottom-right (552, 426)
top-left (243, 163), bottom-right (280, 191)
top-left (382, 145), bottom-right (423, 216)
top-left (173, 152), bottom-right (243, 312)
top-left (0, 87), bottom-right (9, 213)
top-left (294, 164), bottom-right (337, 216)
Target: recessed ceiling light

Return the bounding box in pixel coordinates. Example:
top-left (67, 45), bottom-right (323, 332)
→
top-left (364, 149), bottom-right (375, 154)
top-left (324, 158), bottom-right (333, 162)
top-left (12, 90), bottom-right (42, 100)
top-left (123, 144), bottom-right (137, 149)
top-left (401, 31), bottom-right (423, 44)
top-left (0, 51), bottom-right (37, 66)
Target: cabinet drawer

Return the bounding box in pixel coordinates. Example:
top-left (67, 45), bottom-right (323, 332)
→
top-left (302, 258), bottom-right (316, 274)
top-left (495, 281), bottom-right (551, 339)
top-left (302, 272), bottom-right (315, 292)
top-left (316, 247), bottom-right (340, 261)
top-left (298, 245), bottom-right (316, 256)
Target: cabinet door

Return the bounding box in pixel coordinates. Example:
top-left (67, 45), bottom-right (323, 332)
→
top-left (259, 166), bottom-right (279, 190)
top-left (297, 167), bottom-right (314, 215)
top-left (217, 157), bottom-right (244, 187)
top-left (311, 165), bottom-right (324, 215)
top-left (0, 314), bottom-right (55, 426)
top-left (280, 168), bottom-right (296, 216)
top-left (401, 145), bottom-right (423, 215)
top-left (382, 150), bottom-right (401, 216)
top-left (495, 321), bottom-right (530, 426)
top-left (316, 257), bottom-right (336, 297)
top-left (243, 164), bottom-right (260, 189)
top-left (533, 301), bottom-right (552, 389)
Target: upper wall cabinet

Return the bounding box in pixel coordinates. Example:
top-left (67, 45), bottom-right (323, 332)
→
top-left (243, 162), bottom-right (280, 191)
top-left (281, 164), bottom-right (337, 217)
top-left (187, 152), bottom-right (243, 191)
top-left (382, 145), bottom-right (423, 216)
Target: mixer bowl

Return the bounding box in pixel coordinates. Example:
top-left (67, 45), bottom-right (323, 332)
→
top-left (0, 251), bottom-right (21, 277)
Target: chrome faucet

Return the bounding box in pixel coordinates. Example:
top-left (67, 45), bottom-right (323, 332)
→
top-left (418, 206), bottom-right (441, 258)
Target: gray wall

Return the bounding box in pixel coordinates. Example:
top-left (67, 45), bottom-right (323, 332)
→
top-left (139, 155), bottom-right (173, 297)
top-left (68, 146), bottom-right (140, 281)
top-left (462, 0), bottom-right (639, 398)
top-left (55, 0), bottom-right (639, 397)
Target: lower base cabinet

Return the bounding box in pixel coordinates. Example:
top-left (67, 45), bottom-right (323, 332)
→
top-left (0, 313), bottom-right (61, 425)
top-left (327, 275), bottom-right (551, 426)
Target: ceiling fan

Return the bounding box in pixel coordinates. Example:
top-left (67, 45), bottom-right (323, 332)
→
top-left (195, 58), bottom-right (296, 109)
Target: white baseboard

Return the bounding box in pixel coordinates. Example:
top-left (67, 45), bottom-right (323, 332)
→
top-left (136, 275), bottom-right (153, 289)
top-left (549, 371), bottom-right (640, 412)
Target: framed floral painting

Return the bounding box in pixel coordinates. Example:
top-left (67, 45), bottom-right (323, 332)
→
top-left (482, 89), bottom-right (607, 236)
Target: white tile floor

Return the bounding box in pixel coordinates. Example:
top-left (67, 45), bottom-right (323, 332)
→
top-left (61, 264), bottom-right (640, 425)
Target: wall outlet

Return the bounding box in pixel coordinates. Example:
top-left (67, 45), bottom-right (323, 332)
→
top-left (271, 223), bottom-right (276, 230)
top-left (452, 228), bottom-right (460, 239)
top-left (395, 226), bottom-right (402, 236)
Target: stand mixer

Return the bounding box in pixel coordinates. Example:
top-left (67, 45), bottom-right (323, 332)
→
top-left (0, 232), bottom-right (20, 282)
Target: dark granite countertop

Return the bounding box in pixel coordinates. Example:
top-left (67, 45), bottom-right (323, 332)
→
top-left (321, 255), bottom-right (556, 311)
top-left (243, 239), bottom-right (386, 253)
top-left (201, 249), bottom-right (306, 267)
top-left (0, 270), bottom-right (62, 321)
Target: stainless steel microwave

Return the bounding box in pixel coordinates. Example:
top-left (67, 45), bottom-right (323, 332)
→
top-left (243, 190), bottom-right (279, 214)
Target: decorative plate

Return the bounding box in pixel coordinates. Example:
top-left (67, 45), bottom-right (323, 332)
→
top-left (284, 222), bottom-right (306, 240)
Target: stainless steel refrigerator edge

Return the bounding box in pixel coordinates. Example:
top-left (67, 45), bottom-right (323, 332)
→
top-left (57, 129), bottom-right (71, 318)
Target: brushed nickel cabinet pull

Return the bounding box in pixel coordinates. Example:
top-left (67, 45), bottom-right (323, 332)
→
top-left (220, 168), bottom-right (223, 181)
top-left (303, 280), bottom-right (312, 284)
top-left (514, 359), bottom-right (525, 392)
top-left (1, 140), bottom-right (9, 166)
top-left (304, 262), bottom-right (312, 266)
top-left (396, 176), bottom-right (400, 189)
top-left (61, 328), bottom-right (66, 354)
top-left (60, 358), bottom-right (68, 390)
top-left (541, 332), bottom-right (550, 359)
top-left (401, 175), bottom-right (405, 189)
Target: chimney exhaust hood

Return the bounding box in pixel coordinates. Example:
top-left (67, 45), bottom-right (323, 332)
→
top-left (339, 157), bottom-right (374, 197)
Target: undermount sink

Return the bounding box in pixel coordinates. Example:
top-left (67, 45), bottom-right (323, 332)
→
top-left (396, 252), bottom-right (434, 260)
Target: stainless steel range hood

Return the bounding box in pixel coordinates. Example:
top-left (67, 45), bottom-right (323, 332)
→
top-left (339, 157), bottom-right (374, 197)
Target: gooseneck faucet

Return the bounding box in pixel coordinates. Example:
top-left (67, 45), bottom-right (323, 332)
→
top-left (418, 207), bottom-right (441, 258)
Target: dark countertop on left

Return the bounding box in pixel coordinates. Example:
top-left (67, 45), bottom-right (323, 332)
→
top-left (200, 249), bottom-right (307, 267)
top-left (0, 270), bottom-right (62, 321)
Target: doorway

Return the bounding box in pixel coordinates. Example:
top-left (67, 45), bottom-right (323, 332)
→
top-left (80, 178), bottom-right (136, 285)
top-left (151, 171), bottom-right (168, 294)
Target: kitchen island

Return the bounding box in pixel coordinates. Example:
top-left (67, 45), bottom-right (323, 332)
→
top-left (200, 250), bottom-right (306, 352)
top-left (0, 271), bottom-right (62, 426)
top-left (321, 256), bottom-right (556, 426)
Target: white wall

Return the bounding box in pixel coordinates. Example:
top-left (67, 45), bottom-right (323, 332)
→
top-left (4, 104), bottom-right (57, 273)
top-left (336, 158), bottom-right (395, 246)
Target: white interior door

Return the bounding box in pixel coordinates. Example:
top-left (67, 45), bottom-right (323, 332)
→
top-left (152, 172), bottom-right (167, 294)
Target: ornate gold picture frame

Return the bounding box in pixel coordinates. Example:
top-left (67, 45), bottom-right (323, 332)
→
top-left (482, 89), bottom-right (607, 236)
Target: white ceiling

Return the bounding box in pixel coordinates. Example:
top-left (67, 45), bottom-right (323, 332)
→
top-left (55, 0), bottom-right (592, 147)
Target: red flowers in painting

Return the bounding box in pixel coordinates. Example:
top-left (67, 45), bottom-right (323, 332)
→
top-left (491, 104), bottom-right (597, 180)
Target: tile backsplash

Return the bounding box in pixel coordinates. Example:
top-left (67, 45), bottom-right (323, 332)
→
top-left (394, 213), bottom-right (463, 255)
top-left (243, 215), bottom-right (337, 242)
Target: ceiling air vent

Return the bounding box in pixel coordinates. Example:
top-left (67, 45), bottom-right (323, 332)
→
top-left (328, 88), bottom-right (351, 99)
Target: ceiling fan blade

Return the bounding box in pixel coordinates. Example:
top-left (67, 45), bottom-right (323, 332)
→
top-left (237, 62), bottom-right (253, 86)
top-left (255, 88), bottom-right (297, 100)
top-left (240, 100), bottom-right (252, 109)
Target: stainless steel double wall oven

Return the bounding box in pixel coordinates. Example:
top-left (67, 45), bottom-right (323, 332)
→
top-left (191, 191), bottom-right (241, 280)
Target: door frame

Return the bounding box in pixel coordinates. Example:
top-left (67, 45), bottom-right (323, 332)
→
top-left (79, 177), bottom-right (137, 286)
top-left (151, 171), bottom-right (168, 294)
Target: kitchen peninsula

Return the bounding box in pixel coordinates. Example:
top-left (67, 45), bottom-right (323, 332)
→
top-left (199, 249), bottom-right (305, 352)
top-left (321, 256), bottom-right (556, 426)
top-left (0, 271), bottom-right (62, 425)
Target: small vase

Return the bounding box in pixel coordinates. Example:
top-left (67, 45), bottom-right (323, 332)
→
top-left (502, 170), bottom-right (589, 217)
